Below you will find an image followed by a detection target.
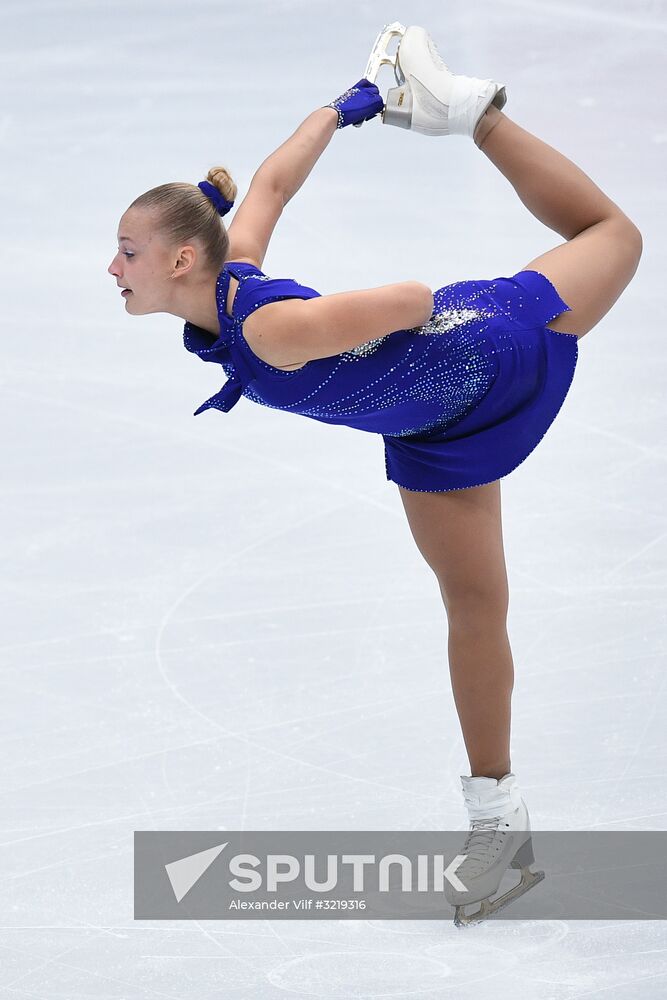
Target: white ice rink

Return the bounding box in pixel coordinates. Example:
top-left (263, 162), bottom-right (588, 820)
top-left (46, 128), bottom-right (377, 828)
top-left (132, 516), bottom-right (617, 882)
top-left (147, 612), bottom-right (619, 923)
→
top-left (2, 0), bottom-right (666, 995)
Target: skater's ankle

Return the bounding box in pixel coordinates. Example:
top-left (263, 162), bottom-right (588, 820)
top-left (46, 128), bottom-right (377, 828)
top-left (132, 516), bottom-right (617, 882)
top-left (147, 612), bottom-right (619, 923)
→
top-left (470, 764), bottom-right (511, 780)
top-left (474, 106), bottom-right (503, 149)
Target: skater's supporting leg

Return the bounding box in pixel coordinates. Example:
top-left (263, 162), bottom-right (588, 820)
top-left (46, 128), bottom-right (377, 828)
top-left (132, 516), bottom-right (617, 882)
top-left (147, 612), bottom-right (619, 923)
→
top-left (398, 479), bottom-right (513, 779)
top-left (473, 106), bottom-right (642, 339)
top-left (446, 616), bottom-right (513, 781)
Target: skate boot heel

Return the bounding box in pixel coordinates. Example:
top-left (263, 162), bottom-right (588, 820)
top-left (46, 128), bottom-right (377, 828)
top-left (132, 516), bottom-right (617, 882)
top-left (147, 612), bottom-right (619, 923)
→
top-left (510, 836), bottom-right (535, 869)
top-left (383, 84), bottom-right (413, 129)
top-left (491, 85), bottom-right (507, 112)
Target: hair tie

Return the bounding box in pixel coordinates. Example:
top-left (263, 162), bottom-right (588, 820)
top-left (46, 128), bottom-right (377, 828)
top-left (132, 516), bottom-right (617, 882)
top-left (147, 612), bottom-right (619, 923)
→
top-left (198, 180), bottom-right (234, 216)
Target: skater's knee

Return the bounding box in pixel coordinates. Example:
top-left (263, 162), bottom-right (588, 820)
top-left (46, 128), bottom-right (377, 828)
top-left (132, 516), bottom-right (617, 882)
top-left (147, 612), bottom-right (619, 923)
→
top-left (438, 576), bottom-right (510, 629)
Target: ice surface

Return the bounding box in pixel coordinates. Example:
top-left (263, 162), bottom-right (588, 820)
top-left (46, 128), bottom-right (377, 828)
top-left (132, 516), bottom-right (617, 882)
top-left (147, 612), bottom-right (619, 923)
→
top-left (1, 0), bottom-right (666, 995)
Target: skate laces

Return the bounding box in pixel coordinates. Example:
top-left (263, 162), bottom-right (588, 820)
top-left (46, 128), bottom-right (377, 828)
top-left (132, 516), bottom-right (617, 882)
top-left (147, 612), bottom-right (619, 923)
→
top-left (426, 35), bottom-right (449, 73)
top-left (461, 816), bottom-right (507, 875)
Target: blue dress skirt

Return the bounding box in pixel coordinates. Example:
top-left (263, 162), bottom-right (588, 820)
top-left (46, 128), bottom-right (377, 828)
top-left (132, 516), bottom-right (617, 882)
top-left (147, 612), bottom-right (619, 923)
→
top-left (383, 272), bottom-right (579, 492)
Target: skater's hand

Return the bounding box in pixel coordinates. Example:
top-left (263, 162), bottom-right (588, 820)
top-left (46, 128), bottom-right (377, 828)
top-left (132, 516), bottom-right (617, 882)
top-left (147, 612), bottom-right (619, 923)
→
top-left (325, 78), bottom-right (384, 129)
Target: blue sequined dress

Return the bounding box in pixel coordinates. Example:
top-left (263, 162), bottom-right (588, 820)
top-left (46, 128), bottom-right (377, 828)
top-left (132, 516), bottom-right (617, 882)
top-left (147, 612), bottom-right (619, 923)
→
top-left (183, 261), bottom-right (578, 493)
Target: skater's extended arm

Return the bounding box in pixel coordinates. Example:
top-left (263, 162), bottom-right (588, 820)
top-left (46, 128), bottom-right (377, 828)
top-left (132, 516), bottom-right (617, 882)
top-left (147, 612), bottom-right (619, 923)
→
top-left (227, 85), bottom-right (382, 264)
top-left (227, 109), bottom-right (337, 265)
top-left (253, 80), bottom-right (383, 203)
top-left (255, 108), bottom-right (339, 205)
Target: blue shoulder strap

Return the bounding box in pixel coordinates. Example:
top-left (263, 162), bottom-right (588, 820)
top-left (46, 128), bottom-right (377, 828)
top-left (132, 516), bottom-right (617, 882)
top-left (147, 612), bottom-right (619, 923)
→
top-left (192, 262), bottom-right (320, 416)
top-left (225, 261), bottom-right (321, 321)
top-left (192, 262), bottom-right (261, 415)
top-left (224, 261), bottom-right (264, 318)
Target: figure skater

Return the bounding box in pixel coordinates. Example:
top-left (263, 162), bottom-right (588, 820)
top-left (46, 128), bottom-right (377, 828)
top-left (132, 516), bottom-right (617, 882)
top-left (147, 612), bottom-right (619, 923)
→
top-left (108, 23), bottom-right (642, 926)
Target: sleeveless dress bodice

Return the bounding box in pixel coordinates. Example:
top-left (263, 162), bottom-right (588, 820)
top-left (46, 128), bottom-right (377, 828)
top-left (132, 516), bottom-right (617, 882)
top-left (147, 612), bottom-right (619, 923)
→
top-left (183, 261), bottom-right (578, 493)
top-left (183, 260), bottom-right (500, 438)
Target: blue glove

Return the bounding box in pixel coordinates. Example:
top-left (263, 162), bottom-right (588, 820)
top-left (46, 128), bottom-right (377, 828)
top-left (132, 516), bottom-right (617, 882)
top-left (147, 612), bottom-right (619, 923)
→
top-left (326, 78), bottom-right (384, 129)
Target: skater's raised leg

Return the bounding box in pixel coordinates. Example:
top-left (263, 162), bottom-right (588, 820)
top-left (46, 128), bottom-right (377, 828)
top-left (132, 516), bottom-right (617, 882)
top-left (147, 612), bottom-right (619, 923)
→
top-left (474, 106), bottom-right (642, 339)
top-left (378, 23), bottom-right (642, 339)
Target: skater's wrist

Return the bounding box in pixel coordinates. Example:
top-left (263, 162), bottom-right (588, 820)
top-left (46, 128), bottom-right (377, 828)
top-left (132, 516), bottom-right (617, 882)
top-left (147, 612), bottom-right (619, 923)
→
top-left (416, 284), bottom-right (435, 325)
top-left (321, 106), bottom-right (340, 125)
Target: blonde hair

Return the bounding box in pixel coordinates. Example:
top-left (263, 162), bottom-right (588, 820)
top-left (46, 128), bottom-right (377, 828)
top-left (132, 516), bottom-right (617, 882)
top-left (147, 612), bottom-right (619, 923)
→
top-left (128, 167), bottom-right (238, 274)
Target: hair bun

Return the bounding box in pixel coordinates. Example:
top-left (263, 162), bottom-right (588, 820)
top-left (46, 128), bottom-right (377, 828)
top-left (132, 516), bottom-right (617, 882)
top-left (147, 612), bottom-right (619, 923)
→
top-left (206, 167), bottom-right (237, 204)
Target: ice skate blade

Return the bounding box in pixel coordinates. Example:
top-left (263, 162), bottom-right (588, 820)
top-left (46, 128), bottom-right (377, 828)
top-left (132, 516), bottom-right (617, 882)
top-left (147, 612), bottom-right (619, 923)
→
top-left (453, 867), bottom-right (545, 928)
top-left (362, 21), bottom-right (406, 86)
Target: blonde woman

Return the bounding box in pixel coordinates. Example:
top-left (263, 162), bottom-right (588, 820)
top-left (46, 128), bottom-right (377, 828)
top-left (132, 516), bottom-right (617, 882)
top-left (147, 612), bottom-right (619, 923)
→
top-left (108, 24), bottom-right (641, 925)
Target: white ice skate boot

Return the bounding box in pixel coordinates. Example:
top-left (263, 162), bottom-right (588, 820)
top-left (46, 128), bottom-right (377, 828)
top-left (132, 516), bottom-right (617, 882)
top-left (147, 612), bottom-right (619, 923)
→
top-left (445, 772), bottom-right (545, 927)
top-left (364, 23), bottom-right (506, 138)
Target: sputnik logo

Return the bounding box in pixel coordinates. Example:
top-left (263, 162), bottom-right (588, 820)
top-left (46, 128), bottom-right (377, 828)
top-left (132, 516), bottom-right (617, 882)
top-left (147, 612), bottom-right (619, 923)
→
top-left (165, 842), bottom-right (228, 903)
top-left (163, 845), bottom-right (471, 901)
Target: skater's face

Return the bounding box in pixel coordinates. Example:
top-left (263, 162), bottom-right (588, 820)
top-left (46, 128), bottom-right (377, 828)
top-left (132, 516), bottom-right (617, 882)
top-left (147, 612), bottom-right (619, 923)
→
top-left (108, 207), bottom-right (197, 316)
